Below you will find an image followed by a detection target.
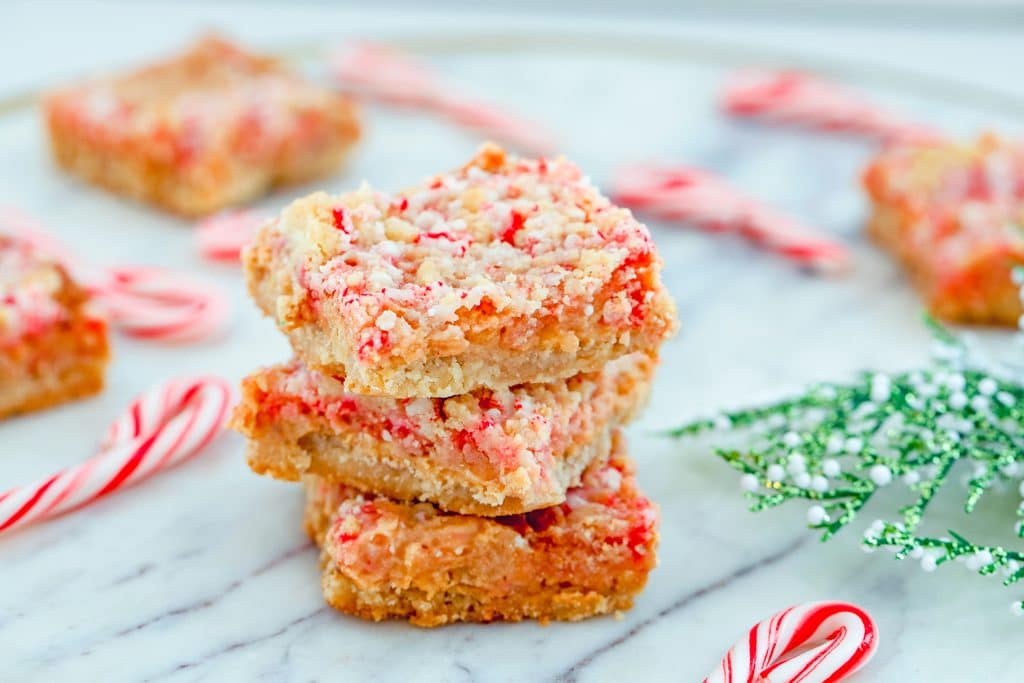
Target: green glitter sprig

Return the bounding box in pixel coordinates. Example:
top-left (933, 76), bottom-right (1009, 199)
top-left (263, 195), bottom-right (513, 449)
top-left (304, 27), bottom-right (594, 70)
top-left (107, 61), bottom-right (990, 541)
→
top-left (672, 269), bottom-right (1024, 615)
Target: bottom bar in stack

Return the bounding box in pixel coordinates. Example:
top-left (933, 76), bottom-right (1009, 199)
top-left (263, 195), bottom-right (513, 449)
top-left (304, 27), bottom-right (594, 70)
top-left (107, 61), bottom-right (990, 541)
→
top-left (303, 430), bottom-right (658, 627)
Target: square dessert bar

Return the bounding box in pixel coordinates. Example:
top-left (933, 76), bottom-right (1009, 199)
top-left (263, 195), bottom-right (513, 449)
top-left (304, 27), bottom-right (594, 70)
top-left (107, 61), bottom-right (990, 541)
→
top-left (303, 430), bottom-right (658, 627)
top-left (232, 352), bottom-right (654, 515)
top-left (0, 235), bottom-right (109, 418)
top-left (245, 144), bottom-right (678, 397)
top-left (864, 134), bottom-right (1024, 326)
top-left (45, 36), bottom-right (360, 216)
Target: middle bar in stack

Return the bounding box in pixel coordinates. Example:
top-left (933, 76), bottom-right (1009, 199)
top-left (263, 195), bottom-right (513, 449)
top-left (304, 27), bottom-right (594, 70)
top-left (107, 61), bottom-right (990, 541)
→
top-left (233, 353), bottom-right (654, 515)
top-left (233, 143), bottom-right (678, 625)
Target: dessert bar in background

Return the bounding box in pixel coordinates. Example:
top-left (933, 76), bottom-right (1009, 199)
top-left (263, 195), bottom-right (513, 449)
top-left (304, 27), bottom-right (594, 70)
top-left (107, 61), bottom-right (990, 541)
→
top-left (245, 143), bottom-right (677, 397)
top-left (45, 36), bottom-right (361, 216)
top-left (864, 134), bottom-right (1024, 326)
top-left (304, 432), bottom-right (659, 627)
top-left (232, 353), bottom-right (654, 515)
top-left (0, 234), bottom-right (109, 419)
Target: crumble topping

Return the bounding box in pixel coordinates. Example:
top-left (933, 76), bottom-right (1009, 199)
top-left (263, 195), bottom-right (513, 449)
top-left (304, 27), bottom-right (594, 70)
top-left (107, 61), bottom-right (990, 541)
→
top-left (271, 143), bottom-right (662, 361)
top-left (47, 36), bottom-right (350, 167)
top-left (255, 353), bottom-right (648, 479)
top-left (866, 135), bottom-right (1024, 270)
top-left (328, 451), bottom-right (658, 564)
top-left (0, 236), bottom-right (67, 345)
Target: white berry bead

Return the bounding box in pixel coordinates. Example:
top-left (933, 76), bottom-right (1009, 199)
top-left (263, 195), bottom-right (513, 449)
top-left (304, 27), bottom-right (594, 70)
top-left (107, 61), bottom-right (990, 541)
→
top-left (1012, 602), bottom-right (1024, 617)
top-left (793, 472), bottom-right (812, 488)
top-left (965, 555), bottom-right (983, 571)
top-left (909, 547), bottom-right (924, 560)
top-left (979, 378), bottom-right (998, 396)
top-left (869, 464), bottom-right (893, 486)
top-left (740, 474), bottom-right (759, 492)
top-left (822, 459), bottom-right (841, 478)
top-left (997, 392), bottom-right (1016, 407)
top-left (870, 379), bottom-right (891, 403)
top-left (902, 470), bottom-right (921, 486)
top-left (826, 434), bottom-right (844, 454)
top-left (767, 464), bottom-right (786, 481)
top-left (946, 374), bottom-right (966, 392)
top-left (976, 550), bottom-right (994, 566)
top-left (921, 555), bottom-right (938, 572)
top-left (806, 505), bottom-right (828, 525)
top-left (948, 392), bottom-right (968, 410)
top-left (810, 475), bottom-right (829, 493)
top-left (845, 437), bottom-right (864, 454)
top-left (782, 432), bottom-right (801, 448)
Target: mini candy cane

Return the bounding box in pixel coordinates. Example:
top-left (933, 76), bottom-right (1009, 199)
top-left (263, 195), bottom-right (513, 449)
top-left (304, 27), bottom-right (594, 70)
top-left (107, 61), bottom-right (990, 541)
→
top-left (0, 375), bottom-right (233, 535)
top-left (610, 163), bottom-right (849, 273)
top-left (330, 43), bottom-right (556, 155)
top-left (196, 209), bottom-right (268, 263)
top-left (722, 70), bottom-right (942, 145)
top-left (1, 207), bottom-right (229, 342)
top-left (705, 601), bottom-right (878, 683)
top-left (91, 267), bottom-right (229, 342)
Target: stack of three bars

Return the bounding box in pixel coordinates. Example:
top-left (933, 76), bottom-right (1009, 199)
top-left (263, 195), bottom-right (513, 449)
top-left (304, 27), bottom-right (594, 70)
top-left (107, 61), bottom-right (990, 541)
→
top-left (231, 145), bottom-right (678, 626)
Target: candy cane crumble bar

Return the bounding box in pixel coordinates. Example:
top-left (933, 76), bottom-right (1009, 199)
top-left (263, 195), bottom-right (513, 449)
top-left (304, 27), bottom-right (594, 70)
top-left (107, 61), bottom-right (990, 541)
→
top-left (0, 236), bottom-right (109, 419)
top-left (231, 352), bottom-right (654, 516)
top-left (304, 431), bottom-right (658, 627)
top-left (864, 134), bottom-right (1024, 326)
top-left (245, 143), bottom-right (678, 397)
top-left (45, 36), bottom-right (360, 217)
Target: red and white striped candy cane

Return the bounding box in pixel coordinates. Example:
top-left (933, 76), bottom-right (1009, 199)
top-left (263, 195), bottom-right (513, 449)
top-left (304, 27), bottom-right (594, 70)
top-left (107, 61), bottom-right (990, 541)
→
top-left (89, 267), bottom-right (230, 343)
top-left (0, 206), bottom-right (79, 265)
top-left (705, 601), bottom-right (878, 683)
top-left (722, 70), bottom-right (942, 145)
top-left (0, 375), bottom-right (233, 535)
top-left (329, 43), bottom-right (557, 155)
top-left (196, 209), bottom-right (268, 263)
top-left (1, 207), bottom-right (230, 343)
top-left (610, 163), bottom-right (849, 273)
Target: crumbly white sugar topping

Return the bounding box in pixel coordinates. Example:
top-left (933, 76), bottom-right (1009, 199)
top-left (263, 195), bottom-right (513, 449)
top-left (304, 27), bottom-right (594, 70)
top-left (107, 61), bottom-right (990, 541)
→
top-left (0, 236), bottom-right (67, 343)
top-left (273, 144), bottom-right (659, 356)
top-left (871, 135), bottom-right (1024, 265)
top-left (49, 37), bottom-right (348, 163)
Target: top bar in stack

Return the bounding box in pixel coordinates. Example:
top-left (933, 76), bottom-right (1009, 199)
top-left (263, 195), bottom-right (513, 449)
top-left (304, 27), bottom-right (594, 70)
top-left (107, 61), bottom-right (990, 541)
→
top-left (245, 143), bottom-right (678, 397)
top-left (864, 134), bottom-right (1024, 326)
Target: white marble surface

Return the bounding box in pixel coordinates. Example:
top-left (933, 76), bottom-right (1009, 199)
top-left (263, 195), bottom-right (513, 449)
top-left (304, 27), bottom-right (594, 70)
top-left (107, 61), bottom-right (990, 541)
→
top-left (3, 4), bottom-right (1024, 681)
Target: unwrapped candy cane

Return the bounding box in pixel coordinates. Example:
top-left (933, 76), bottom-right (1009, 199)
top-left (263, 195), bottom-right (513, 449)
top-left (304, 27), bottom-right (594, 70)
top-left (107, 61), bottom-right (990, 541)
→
top-left (705, 601), bottom-right (878, 683)
top-left (0, 375), bottom-right (233, 535)
top-left (1, 207), bottom-right (229, 342)
top-left (722, 70), bottom-right (942, 145)
top-left (611, 163), bottom-right (849, 273)
top-left (196, 209), bottom-right (268, 263)
top-left (330, 43), bottom-right (556, 155)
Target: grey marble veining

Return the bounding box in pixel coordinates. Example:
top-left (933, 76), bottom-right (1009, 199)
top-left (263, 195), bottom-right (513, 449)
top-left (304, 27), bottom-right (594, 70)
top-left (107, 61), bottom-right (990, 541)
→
top-left (2, 7), bottom-right (1024, 681)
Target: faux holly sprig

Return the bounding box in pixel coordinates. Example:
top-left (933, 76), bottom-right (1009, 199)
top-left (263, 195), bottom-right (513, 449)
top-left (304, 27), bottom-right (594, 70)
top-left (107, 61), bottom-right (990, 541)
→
top-left (672, 269), bottom-right (1024, 614)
